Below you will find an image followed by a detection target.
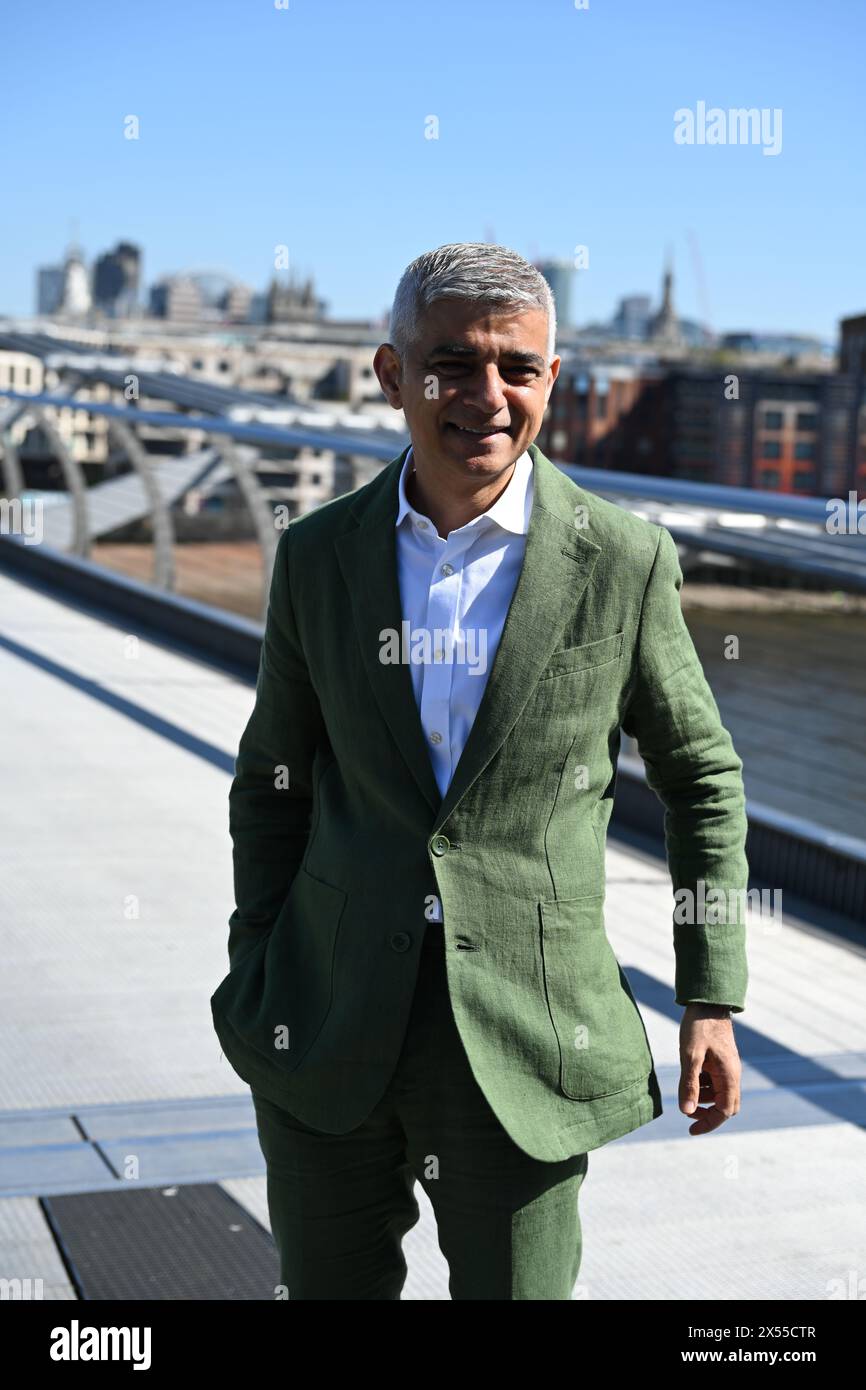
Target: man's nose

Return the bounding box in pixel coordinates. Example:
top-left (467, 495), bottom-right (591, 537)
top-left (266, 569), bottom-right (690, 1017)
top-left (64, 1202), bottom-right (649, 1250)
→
top-left (462, 365), bottom-right (509, 411)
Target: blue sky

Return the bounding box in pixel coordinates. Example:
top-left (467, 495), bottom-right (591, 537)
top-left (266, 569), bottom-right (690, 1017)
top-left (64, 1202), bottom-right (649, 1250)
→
top-left (3, 0), bottom-right (863, 340)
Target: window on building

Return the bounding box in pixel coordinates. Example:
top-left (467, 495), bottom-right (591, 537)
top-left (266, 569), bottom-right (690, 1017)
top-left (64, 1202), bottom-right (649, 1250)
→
top-left (794, 441), bottom-right (816, 460)
top-left (594, 392), bottom-right (608, 419)
top-left (762, 409), bottom-right (783, 429)
top-left (796, 411), bottom-right (817, 431)
top-left (759, 468), bottom-right (780, 487)
top-left (793, 469), bottom-right (816, 489)
top-left (761, 439), bottom-right (782, 458)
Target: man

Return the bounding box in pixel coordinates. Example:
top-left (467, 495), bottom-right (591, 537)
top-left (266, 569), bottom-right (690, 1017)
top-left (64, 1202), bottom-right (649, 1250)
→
top-left (211, 242), bottom-right (748, 1301)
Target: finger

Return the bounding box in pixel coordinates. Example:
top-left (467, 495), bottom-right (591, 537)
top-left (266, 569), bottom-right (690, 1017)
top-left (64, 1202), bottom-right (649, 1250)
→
top-left (678, 1054), bottom-right (705, 1114)
top-left (688, 1103), bottom-right (735, 1136)
top-left (709, 1070), bottom-right (741, 1114)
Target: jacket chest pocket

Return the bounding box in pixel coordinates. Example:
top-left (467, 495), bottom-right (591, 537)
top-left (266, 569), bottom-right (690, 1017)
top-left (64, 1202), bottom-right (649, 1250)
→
top-left (538, 894), bottom-right (652, 1100)
top-left (538, 631), bottom-right (624, 681)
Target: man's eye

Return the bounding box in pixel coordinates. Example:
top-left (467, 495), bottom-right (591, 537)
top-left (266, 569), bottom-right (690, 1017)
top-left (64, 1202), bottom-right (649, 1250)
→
top-left (433, 363), bottom-right (536, 378)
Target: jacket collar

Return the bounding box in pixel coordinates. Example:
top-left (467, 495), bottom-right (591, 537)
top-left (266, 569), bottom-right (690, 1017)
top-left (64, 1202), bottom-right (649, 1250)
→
top-left (394, 443), bottom-right (534, 537)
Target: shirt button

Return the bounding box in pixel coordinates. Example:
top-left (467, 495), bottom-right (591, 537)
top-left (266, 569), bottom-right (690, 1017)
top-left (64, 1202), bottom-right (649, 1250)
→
top-left (431, 835), bottom-right (450, 856)
top-left (429, 730), bottom-right (443, 744)
top-left (440, 563), bottom-right (454, 576)
top-left (390, 932), bottom-right (412, 953)
top-left (416, 519), bottom-right (428, 530)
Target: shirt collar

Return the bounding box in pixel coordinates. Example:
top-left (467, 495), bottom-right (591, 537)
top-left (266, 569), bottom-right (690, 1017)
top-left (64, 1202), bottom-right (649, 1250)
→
top-left (395, 443), bottom-right (534, 536)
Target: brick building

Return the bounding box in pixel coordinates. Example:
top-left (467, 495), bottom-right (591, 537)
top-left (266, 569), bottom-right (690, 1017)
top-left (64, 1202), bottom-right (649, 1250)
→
top-left (538, 345), bottom-right (865, 497)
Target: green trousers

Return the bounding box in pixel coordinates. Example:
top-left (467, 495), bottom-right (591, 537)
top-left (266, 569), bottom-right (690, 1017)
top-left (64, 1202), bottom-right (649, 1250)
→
top-left (251, 923), bottom-right (589, 1300)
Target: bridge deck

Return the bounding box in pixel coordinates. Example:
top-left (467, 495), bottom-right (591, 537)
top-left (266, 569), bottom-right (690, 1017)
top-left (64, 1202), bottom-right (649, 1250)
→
top-left (0, 569), bottom-right (864, 1300)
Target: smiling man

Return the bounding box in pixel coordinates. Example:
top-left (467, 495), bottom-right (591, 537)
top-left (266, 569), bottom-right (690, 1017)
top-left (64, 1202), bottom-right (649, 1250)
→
top-left (211, 242), bottom-right (749, 1301)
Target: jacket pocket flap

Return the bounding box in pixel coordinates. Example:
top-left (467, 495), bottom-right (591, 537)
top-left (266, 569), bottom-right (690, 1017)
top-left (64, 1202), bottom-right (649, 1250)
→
top-left (539, 631), bottom-right (624, 679)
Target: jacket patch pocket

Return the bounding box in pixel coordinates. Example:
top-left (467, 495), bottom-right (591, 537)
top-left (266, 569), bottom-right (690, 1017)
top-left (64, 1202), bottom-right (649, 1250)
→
top-left (538, 631), bottom-right (624, 680)
top-left (539, 894), bottom-right (652, 1100)
top-left (212, 866), bottom-right (347, 1077)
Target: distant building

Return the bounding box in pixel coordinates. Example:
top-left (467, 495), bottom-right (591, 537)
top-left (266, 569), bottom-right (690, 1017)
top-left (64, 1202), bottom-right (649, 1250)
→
top-left (149, 275), bottom-right (203, 323)
top-left (267, 273), bottom-right (322, 324)
top-left (647, 260), bottom-right (683, 348)
top-left (538, 353), bottom-right (861, 497)
top-left (536, 259), bottom-right (575, 333)
top-left (247, 293), bottom-right (269, 324)
top-left (93, 241), bottom-right (141, 317)
top-left (720, 331), bottom-right (827, 362)
top-left (839, 313), bottom-right (866, 375)
top-left (221, 282), bottom-right (252, 323)
top-left (838, 313), bottom-right (866, 490)
top-left (36, 265), bottom-right (65, 316)
top-left (612, 294), bottom-right (652, 340)
top-left (59, 243), bottom-right (91, 317)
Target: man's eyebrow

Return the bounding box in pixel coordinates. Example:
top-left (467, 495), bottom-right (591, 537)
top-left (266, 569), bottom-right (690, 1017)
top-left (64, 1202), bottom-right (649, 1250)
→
top-left (425, 343), bottom-right (545, 368)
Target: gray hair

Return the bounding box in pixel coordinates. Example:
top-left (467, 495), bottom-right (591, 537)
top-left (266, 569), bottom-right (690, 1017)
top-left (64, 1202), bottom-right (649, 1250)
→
top-left (388, 242), bottom-right (557, 372)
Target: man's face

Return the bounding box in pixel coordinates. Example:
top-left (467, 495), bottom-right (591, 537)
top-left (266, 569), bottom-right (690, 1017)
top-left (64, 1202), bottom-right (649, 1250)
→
top-left (374, 299), bottom-right (560, 482)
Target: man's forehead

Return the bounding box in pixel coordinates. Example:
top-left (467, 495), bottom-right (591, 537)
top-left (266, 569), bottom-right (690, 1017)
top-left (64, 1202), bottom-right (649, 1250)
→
top-left (414, 303), bottom-right (548, 355)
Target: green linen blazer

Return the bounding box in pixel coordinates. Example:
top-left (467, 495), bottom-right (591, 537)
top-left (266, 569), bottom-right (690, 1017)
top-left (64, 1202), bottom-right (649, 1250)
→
top-left (210, 441), bottom-right (749, 1161)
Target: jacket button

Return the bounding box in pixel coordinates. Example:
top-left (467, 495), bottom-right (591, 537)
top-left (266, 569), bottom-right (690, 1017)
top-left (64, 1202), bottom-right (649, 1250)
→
top-left (431, 835), bottom-right (450, 856)
top-left (390, 932), bottom-right (412, 953)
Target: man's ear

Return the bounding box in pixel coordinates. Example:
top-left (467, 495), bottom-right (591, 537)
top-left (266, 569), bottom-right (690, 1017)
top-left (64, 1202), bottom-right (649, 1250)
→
top-left (373, 343), bottom-right (404, 408)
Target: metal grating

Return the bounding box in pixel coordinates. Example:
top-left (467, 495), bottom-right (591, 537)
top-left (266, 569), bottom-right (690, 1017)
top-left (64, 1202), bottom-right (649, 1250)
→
top-left (42, 1183), bottom-right (280, 1300)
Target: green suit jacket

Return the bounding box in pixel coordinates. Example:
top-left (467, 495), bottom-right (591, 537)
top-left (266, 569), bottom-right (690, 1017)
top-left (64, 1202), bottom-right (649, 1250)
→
top-left (210, 441), bottom-right (749, 1161)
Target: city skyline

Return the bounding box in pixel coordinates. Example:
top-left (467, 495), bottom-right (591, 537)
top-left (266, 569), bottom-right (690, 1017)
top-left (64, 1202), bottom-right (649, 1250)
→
top-left (28, 232), bottom-right (758, 344)
top-left (3, 0), bottom-right (863, 339)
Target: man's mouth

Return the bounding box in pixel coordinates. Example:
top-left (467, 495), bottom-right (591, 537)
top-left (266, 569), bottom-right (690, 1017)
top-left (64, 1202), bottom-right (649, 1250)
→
top-left (446, 423), bottom-right (510, 438)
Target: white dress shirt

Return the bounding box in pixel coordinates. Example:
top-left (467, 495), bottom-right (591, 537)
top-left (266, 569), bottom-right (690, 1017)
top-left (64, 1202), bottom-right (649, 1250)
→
top-left (394, 444), bottom-right (534, 920)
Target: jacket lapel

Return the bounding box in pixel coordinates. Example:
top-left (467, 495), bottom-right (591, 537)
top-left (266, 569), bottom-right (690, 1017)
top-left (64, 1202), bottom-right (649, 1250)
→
top-left (334, 443), bottom-right (602, 827)
top-left (335, 447), bottom-right (443, 814)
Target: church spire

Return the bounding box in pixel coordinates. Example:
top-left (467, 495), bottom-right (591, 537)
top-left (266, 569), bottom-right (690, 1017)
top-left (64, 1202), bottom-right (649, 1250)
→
top-left (649, 249), bottom-right (682, 346)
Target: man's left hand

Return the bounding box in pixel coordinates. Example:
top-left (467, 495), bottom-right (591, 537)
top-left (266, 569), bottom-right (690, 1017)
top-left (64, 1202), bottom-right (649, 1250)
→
top-left (678, 1004), bottom-right (742, 1135)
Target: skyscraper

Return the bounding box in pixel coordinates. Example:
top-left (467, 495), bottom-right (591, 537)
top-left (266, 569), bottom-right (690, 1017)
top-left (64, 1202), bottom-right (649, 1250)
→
top-left (93, 241), bottom-right (141, 316)
top-left (36, 265), bottom-right (65, 315)
top-left (59, 242), bottom-right (91, 317)
top-left (536, 258), bottom-right (575, 333)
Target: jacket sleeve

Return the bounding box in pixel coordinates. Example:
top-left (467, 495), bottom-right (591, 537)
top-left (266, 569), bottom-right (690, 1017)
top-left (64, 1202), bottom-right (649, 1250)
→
top-left (621, 525), bottom-right (749, 1012)
top-left (226, 524), bottom-right (326, 970)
